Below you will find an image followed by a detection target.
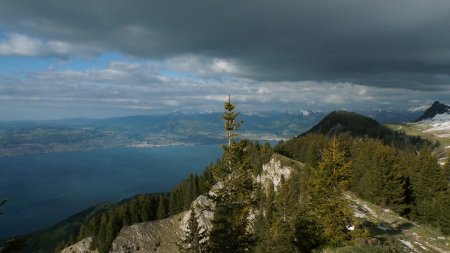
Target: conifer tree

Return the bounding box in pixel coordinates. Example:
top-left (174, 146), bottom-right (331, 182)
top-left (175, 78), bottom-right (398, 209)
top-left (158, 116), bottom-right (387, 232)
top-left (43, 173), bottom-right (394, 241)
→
top-left (388, 152), bottom-right (409, 214)
top-left (443, 156), bottom-right (450, 181)
top-left (352, 139), bottom-right (407, 213)
top-left (438, 190), bottom-right (450, 235)
top-left (129, 198), bottom-right (141, 223)
top-left (265, 175), bottom-right (301, 253)
top-left (223, 94), bottom-right (243, 147)
top-left (139, 195), bottom-right (152, 221)
top-left (308, 136), bottom-right (353, 247)
top-left (411, 148), bottom-right (448, 225)
top-left (180, 208), bottom-right (205, 253)
top-left (208, 95), bottom-right (254, 252)
top-left (208, 201), bottom-right (252, 253)
top-left (156, 195), bottom-right (167, 220)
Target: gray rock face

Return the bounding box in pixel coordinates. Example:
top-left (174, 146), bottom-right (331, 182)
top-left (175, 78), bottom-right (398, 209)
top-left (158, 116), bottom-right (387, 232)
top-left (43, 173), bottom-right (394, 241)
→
top-left (111, 212), bottom-right (186, 253)
top-left (61, 237), bottom-right (98, 253)
top-left (179, 194), bottom-right (215, 243)
top-left (256, 155), bottom-right (293, 193)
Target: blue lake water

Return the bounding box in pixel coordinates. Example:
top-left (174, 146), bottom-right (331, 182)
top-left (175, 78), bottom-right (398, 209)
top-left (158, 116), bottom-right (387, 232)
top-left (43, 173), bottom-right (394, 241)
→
top-left (0, 145), bottom-right (222, 239)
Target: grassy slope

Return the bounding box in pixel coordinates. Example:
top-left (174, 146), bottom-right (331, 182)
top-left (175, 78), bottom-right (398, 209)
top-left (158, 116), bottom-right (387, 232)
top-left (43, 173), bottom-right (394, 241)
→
top-left (327, 193), bottom-right (450, 253)
top-left (386, 122), bottom-right (450, 162)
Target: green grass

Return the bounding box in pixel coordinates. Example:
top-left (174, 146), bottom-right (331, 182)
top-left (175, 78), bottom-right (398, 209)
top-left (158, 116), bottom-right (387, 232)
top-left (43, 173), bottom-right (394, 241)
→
top-left (346, 193), bottom-right (450, 253)
top-left (386, 123), bottom-right (450, 160)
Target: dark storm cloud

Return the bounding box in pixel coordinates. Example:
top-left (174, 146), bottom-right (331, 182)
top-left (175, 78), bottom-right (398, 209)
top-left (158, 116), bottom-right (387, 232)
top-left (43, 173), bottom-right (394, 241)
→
top-left (1, 0), bottom-right (450, 90)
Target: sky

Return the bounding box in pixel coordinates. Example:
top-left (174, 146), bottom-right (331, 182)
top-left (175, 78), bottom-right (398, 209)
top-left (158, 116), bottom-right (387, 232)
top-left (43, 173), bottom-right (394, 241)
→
top-left (0, 0), bottom-right (450, 120)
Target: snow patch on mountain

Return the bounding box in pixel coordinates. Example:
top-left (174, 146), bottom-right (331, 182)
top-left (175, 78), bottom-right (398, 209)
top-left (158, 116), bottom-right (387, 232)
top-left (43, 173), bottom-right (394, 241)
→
top-left (423, 113), bottom-right (450, 132)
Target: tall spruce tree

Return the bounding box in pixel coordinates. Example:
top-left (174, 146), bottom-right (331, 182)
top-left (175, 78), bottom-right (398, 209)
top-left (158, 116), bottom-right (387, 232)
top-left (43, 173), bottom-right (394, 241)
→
top-left (208, 95), bottom-right (254, 252)
top-left (223, 94), bottom-right (242, 147)
top-left (352, 139), bottom-right (408, 214)
top-left (307, 136), bottom-right (354, 247)
top-left (411, 148), bottom-right (448, 225)
top-left (264, 175), bottom-right (301, 253)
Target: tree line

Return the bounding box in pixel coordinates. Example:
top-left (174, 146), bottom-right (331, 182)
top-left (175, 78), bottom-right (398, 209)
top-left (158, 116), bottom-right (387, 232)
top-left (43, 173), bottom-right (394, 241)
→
top-left (276, 133), bottom-right (450, 235)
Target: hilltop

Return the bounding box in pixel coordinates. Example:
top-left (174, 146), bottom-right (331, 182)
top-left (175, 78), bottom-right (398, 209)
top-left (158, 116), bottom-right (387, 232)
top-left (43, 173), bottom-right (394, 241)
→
top-left (304, 110), bottom-right (390, 138)
top-left (298, 110), bottom-right (429, 153)
top-left (414, 101), bottom-right (450, 122)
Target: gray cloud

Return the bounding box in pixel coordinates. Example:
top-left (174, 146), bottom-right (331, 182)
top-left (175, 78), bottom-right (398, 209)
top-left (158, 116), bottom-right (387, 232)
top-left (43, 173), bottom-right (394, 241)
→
top-left (1, 0), bottom-right (450, 90)
top-left (0, 33), bottom-right (75, 57)
top-left (1, 60), bottom-right (449, 120)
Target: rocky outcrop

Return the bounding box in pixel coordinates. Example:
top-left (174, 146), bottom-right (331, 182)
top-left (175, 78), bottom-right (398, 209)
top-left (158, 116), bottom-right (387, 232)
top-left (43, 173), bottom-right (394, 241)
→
top-left (179, 195), bottom-right (215, 242)
top-left (111, 212), bottom-right (186, 253)
top-left (63, 154), bottom-right (300, 253)
top-left (61, 237), bottom-right (98, 253)
top-left (256, 154), bottom-right (297, 192)
top-left (178, 153), bottom-right (302, 236)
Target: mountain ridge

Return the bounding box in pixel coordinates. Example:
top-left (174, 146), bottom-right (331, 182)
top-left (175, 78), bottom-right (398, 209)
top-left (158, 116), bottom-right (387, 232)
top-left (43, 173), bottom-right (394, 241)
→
top-left (303, 110), bottom-right (385, 138)
top-left (414, 101), bottom-right (450, 122)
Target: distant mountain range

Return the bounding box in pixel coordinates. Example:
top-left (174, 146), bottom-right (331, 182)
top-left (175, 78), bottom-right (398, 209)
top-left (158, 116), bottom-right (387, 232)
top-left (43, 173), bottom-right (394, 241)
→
top-left (0, 107), bottom-right (432, 157)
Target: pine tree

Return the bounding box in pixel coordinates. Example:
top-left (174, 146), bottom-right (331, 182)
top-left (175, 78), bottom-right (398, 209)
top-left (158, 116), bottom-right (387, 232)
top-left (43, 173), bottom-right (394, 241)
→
top-left (208, 95), bottom-right (254, 252)
top-left (352, 139), bottom-right (407, 214)
top-left (438, 189), bottom-right (450, 235)
top-left (208, 201), bottom-right (252, 253)
top-left (443, 156), bottom-right (450, 181)
top-left (388, 152), bottom-right (409, 214)
top-left (265, 175), bottom-right (301, 253)
top-left (129, 198), bottom-right (141, 223)
top-left (168, 192), bottom-right (178, 216)
top-left (94, 214), bottom-right (109, 253)
top-left (139, 195), bottom-right (152, 221)
top-left (411, 147), bottom-right (448, 225)
top-left (223, 94), bottom-right (243, 147)
top-left (180, 208), bottom-right (205, 253)
top-left (156, 195), bottom-right (167, 220)
top-left (307, 136), bottom-right (353, 247)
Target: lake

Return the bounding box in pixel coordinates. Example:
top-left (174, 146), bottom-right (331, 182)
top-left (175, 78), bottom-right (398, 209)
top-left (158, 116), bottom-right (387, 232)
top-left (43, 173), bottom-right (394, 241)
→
top-left (0, 144), bottom-right (222, 239)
